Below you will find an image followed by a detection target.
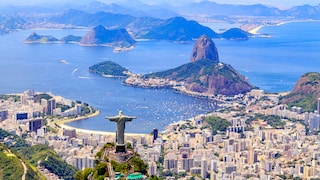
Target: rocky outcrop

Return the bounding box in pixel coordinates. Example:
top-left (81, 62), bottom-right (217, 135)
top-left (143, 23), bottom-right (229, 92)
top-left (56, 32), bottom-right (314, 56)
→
top-left (281, 72), bottom-right (320, 112)
top-left (79, 25), bottom-right (136, 47)
top-left (190, 35), bottom-right (219, 63)
top-left (144, 35), bottom-right (253, 96)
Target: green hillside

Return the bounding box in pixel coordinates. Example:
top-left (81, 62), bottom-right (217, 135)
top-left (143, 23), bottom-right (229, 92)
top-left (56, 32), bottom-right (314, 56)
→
top-left (0, 143), bottom-right (44, 180)
top-left (280, 72), bottom-right (320, 112)
top-left (0, 128), bottom-right (77, 179)
top-left (144, 59), bottom-right (253, 96)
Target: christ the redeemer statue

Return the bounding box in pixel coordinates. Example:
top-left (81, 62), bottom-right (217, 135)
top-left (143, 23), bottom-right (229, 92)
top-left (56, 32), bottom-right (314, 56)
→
top-left (106, 111), bottom-right (136, 146)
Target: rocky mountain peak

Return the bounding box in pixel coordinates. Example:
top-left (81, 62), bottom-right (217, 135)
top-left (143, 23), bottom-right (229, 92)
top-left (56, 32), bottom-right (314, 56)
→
top-left (79, 25), bottom-right (135, 47)
top-left (190, 34), bottom-right (219, 63)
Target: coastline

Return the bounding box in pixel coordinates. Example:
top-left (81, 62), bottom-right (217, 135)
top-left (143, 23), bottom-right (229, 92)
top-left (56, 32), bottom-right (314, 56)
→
top-left (60, 123), bottom-right (147, 137)
top-left (53, 110), bottom-right (101, 125)
top-left (247, 19), bottom-right (320, 35)
top-left (248, 25), bottom-right (264, 34)
top-left (53, 110), bottom-right (147, 136)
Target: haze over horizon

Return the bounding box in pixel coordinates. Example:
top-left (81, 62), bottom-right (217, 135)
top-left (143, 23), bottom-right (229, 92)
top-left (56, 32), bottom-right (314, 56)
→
top-left (0, 0), bottom-right (319, 9)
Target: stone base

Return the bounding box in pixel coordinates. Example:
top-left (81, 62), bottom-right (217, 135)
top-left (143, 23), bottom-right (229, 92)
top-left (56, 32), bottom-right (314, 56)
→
top-left (116, 144), bottom-right (126, 153)
top-left (108, 149), bottom-right (134, 163)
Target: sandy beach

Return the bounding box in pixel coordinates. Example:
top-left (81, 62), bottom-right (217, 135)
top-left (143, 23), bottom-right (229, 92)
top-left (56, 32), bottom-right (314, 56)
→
top-left (60, 123), bottom-right (147, 137)
top-left (53, 110), bottom-right (147, 137)
top-left (248, 25), bottom-right (264, 34)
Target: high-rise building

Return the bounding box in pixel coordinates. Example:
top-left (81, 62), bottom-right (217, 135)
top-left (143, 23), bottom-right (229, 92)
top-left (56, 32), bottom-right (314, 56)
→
top-left (318, 98), bottom-right (320, 114)
top-left (63, 129), bottom-right (76, 138)
top-left (164, 159), bottom-right (178, 169)
top-left (47, 98), bottom-right (56, 115)
top-left (0, 110), bottom-right (8, 121)
top-left (309, 115), bottom-right (320, 133)
top-left (74, 156), bottom-right (95, 170)
top-left (190, 167), bottom-right (201, 175)
top-left (248, 149), bottom-right (258, 165)
top-left (201, 158), bottom-right (208, 178)
top-left (29, 118), bottom-right (43, 132)
top-left (153, 128), bottom-right (158, 142)
top-left (182, 158), bottom-right (193, 172)
top-left (148, 161), bottom-right (158, 176)
top-left (75, 104), bottom-right (82, 115)
top-left (210, 160), bottom-right (217, 172)
top-left (37, 126), bottom-right (47, 137)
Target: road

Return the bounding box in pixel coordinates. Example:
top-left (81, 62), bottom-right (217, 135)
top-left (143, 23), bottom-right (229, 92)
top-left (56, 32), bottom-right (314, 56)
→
top-left (20, 159), bottom-right (27, 180)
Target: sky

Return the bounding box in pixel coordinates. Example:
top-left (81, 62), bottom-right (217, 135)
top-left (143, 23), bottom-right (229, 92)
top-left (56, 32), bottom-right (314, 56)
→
top-left (0, 0), bottom-right (318, 9)
top-left (139, 0), bottom-right (319, 9)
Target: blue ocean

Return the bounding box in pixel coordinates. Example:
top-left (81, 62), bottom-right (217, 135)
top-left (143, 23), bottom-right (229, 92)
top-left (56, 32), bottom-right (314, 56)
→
top-left (0, 21), bottom-right (319, 133)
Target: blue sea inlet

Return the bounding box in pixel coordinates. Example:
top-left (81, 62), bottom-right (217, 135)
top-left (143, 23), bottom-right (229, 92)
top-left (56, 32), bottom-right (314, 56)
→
top-left (0, 21), bottom-right (319, 133)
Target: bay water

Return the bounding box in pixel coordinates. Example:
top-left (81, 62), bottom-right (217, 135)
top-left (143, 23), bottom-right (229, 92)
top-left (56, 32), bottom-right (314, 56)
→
top-left (0, 21), bottom-right (319, 133)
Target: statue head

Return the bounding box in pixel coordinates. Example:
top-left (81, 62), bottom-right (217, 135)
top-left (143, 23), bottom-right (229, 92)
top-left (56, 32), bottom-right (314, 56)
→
top-left (119, 110), bottom-right (123, 116)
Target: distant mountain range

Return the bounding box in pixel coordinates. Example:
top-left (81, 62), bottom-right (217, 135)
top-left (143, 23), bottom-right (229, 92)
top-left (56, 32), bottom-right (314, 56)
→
top-left (0, 1), bottom-right (319, 36)
top-left (52, 12), bottom-right (251, 41)
top-left (2, 1), bottom-right (319, 19)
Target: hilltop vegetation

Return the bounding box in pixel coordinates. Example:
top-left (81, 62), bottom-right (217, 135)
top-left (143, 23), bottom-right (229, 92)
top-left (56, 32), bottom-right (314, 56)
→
top-left (204, 116), bottom-right (231, 135)
top-left (0, 132), bottom-right (45, 180)
top-left (144, 59), bottom-right (253, 96)
top-left (17, 145), bottom-right (78, 180)
top-left (75, 143), bottom-right (148, 179)
top-left (89, 61), bottom-right (130, 77)
top-left (0, 144), bottom-right (25, 180)
top-left (0, 128), bottom-right (77, 179)
top-left (280, 72), bottom-right (320, 112)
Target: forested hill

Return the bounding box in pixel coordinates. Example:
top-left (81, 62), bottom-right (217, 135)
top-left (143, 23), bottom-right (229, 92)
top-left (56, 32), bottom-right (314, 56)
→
top-left (280, 72), bottom-right (320, 112)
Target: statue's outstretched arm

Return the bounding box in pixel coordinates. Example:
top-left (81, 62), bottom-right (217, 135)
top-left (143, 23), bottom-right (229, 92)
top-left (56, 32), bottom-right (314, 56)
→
top-left (123, 116), bottom-right (136, 122)
top-left (106, 117), bottom-right (119, 122)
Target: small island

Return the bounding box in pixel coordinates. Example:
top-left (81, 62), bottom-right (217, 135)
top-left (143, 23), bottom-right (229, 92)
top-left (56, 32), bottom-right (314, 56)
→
top-left (24, 32), bottom-right (60, 43)
top-left (24, 25), bottom-right (136, 50)
top-left (89, 61), bottom-right (132, 78)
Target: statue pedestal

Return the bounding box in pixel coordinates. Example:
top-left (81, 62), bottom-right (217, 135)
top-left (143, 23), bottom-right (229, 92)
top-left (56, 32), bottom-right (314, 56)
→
top-left (116, 144), bottom-right (126, 153)
top-left (107, 145), bottom-right (134, 163)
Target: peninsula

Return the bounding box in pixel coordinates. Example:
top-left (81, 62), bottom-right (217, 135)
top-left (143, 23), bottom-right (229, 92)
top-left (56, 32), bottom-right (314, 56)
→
top-left (124, 34), bottom-right (254, 96)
